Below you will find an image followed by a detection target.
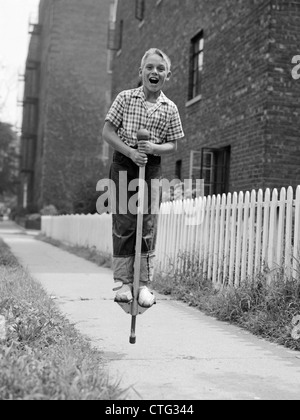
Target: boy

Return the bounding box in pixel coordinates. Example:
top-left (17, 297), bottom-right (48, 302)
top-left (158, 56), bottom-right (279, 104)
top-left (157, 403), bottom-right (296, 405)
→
top-left (102, 48), bottom-right (184, 307)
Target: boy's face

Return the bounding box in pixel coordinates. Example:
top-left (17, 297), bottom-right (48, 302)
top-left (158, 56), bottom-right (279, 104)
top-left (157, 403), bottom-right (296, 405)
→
top-left (139, 53), bottom-right (171, 95)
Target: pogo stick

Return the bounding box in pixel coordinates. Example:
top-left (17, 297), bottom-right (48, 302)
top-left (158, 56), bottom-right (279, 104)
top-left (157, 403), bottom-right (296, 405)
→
top-left (115, 128), bottom-right (154, 344)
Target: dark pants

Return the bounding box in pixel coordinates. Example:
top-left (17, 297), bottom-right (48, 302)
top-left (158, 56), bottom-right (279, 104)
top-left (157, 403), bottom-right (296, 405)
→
top-left (110, 151), bottom-right (162, 286)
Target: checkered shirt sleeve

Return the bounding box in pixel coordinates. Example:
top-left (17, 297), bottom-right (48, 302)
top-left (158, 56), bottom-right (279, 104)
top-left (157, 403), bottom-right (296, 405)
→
top-left (166, 104), bottom-right (185, 142)
top-left (105, 91), bottom-right (127, 130)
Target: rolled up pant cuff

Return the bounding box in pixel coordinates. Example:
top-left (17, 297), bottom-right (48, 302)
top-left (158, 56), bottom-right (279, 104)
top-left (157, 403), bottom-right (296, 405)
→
top-left (113, 253), bottom-right (155, 285)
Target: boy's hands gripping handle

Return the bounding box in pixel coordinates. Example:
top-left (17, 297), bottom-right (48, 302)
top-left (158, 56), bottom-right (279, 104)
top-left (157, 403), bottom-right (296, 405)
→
top-left (137, 128), bottom-right (155, 157)
top-left (129, 129), bottom-right (149, 167)
top-left (137, 128), bottom-right (150, 142)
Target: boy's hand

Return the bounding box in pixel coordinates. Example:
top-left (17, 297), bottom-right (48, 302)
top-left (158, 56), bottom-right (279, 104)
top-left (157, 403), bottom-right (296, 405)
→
top-left (130, 149), bottom-right (148, 167)
top-left (138, 141), bottom-right (155, 155)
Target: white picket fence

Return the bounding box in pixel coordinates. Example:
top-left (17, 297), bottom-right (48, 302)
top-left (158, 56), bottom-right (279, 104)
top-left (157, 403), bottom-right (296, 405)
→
top-left (42, 186), bottom-right (300, 287)
top-left (41, 213), bottom-right (113, 257)
top-left (156, 186), bottom-right (300, 286)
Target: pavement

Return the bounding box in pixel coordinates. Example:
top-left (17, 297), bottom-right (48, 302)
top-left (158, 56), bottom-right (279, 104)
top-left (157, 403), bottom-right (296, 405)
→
top-left (1, 220), bottom-right (300, 400)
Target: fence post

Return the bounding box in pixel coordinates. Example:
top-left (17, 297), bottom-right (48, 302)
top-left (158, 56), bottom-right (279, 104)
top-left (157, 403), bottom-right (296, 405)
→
top-left (276, 187), bottom-right (286, 266)
top-left (247, 189), bottom-right (257, 279)
top-left (267, 189), bottom-right (278, 274)
top-left (217, 194), bottom-right (227, 285)
top-left (202, 195), bottom-right (211, 277)
top-left (198, 196), bottom-right (207, 274)
top-left (212, 194), bottom-right (221, 285)
top-left (254, 189), bottom-right (263, 276)
top-left (222, 193), bottom-right (232, 284)
top-left (207, 195), bottom-right (216, 281)
top-left (285, 187), bottom-right (294, 278)
top-left (261, 188), bottom-right (271, 268)
top-left (241, 191), bottom-right (250, 283)
top-left (229, 192), bottom-right (238, 286)
top-left (235, 191), bottom-right (244, 287)
top-left (293, 186), bottom-right (300, 279)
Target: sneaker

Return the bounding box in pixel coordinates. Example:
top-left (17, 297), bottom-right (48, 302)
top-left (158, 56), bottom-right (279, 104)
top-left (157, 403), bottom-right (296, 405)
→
top-left (115, 284), bottom-right (133, 303)
top-left (138, 286), bottom-right (156, 308)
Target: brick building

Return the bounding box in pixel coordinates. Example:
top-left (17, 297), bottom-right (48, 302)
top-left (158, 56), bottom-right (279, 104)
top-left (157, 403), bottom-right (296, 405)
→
top-left (108, 0), bottom-right (300, 196)
top-left (20, 0), bottom-right (113, 212)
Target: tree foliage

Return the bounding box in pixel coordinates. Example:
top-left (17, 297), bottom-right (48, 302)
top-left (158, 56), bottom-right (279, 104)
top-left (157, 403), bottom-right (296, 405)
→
top-left (72, 177), bottom-right (99, 214)
top-left (0, 122), bottom-right (19, 196)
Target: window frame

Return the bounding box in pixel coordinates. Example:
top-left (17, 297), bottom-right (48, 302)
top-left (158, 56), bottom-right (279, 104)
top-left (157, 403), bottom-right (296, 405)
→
top-left (200, 146), bottom-right (231, 196)
top-left (188, 30), bottom-right (204, 101)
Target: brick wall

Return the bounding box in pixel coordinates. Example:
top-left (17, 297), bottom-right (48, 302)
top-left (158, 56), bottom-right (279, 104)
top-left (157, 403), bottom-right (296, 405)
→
top-left (264, 0), bottom-right (300, 189)
top-left (110, 0), bottom-right (300, 193)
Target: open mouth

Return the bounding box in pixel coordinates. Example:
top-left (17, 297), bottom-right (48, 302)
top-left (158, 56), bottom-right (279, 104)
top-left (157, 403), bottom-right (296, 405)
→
top-left (149, 77), bottom-right (159, 85)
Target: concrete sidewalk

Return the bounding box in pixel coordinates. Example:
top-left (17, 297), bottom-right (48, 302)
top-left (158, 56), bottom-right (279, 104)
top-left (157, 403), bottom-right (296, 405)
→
top-left (1, 221), bottom-right (300, 400)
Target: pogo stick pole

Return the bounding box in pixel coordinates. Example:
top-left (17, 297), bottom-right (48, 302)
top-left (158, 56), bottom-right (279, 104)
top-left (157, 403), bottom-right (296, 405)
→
top-left (129, 128), bottom-right (149, 344)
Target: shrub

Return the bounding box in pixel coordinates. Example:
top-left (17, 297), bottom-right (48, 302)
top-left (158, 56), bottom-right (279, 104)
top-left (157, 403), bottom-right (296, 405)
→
top-left (40, 205), bottom-right (59, 216)
top-left (72, 178), bottom-right (99, 215)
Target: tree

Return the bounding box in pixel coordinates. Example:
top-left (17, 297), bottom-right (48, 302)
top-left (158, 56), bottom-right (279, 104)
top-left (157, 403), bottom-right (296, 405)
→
top-left (72, 177), bottom-right (100, 215)
top-left (0, 122), bottom-right (19, 197)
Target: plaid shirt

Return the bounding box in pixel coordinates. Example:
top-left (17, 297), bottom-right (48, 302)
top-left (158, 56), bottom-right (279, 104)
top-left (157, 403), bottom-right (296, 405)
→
top-left (105, 86), bottom-right (184, 147)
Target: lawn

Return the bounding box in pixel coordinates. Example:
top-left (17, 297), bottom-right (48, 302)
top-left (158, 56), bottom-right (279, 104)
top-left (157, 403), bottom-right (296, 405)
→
top-left (152, 254), bottom-right (300, 352)
top-left (0, 238), bottom-right (125, 400)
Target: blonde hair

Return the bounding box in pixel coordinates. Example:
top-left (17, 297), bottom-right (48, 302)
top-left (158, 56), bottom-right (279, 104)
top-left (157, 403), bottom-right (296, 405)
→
top-left (141, 48), bottom-right (171, 73)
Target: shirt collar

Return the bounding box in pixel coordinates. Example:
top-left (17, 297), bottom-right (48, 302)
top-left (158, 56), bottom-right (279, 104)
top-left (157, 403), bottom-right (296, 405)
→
top-left (134, 86), bottom-right (168, 104)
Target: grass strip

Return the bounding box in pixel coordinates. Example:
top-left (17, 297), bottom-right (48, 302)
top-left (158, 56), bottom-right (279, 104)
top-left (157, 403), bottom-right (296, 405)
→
top-left (0, 238), bottom-right (125, 400)
top-left (36, 234), bottom-right (112, 269)
top-left (152, 255), bottom-right (300, 352)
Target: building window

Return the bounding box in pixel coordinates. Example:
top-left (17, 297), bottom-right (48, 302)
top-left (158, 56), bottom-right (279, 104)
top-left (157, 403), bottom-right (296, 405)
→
top-left (175, 160), bottom-right (182, 180)
top-left (189, 147), bottom-right (230, 196)
top-left (107, 0), bottom-right (119, 51)
top-left (136, 0), bottom-right (145, 21)
top-left (189, 150), bottom-right (202, 180)
top-left (107, 20), bottom-right (117, 50)
top-left (189, 150), bottom-right (202, 194)
top-left (200, 147), bottom-right (231, 196)
top-left (108, 20), bottom-right (123, 52)
top-left (188, 31), bottom-right (204, 100)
